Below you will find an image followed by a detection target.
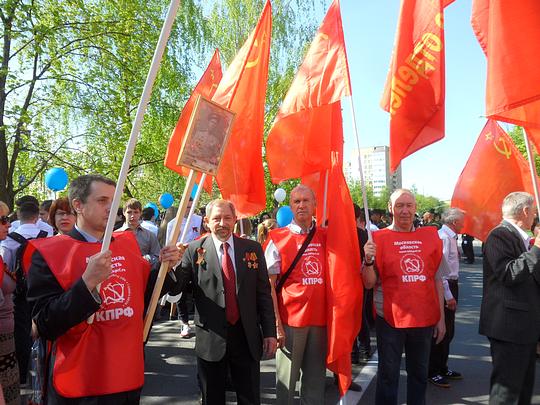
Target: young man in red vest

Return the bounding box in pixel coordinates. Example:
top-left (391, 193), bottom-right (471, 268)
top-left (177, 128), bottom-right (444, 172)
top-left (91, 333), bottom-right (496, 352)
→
top-left (265, 184), bottom-right (327, 405)
top-left (363, 189), bottom-right (446, 405)
top-left (26, 174), bottom-right (184, 404)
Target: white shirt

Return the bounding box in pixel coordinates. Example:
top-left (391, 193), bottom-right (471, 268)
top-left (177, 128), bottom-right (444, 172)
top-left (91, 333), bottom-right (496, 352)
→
top-left (439, 224), bottom-right (460, 300)
top-left (166, 214), bottom-right (203, 244)
top-left (1, 222), bottom-right (52, 272)
top-left (211, 233), bottom-right (237, 276)
top-left (505, 218), bottom-right (531, 251)
top-left (9, 218), bottom-right (53, 237)
top-left (140, 220), bottom-right (159, 237)
top-left (264, 220), bottom-right (313, 276)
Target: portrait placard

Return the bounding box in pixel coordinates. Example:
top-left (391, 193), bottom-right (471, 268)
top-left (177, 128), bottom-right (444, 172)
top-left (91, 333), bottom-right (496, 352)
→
top-left (177, 95), bottom-right (235, 175)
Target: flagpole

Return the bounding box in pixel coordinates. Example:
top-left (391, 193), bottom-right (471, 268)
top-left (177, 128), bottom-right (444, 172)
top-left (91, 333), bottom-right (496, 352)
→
top-left (322, 169), bottom-right (329, 227)
top-left (179, 174), bottom-right (206, 243)
top-left (88, 0), bottom-right (182, 325)
top-left (143, 169), bottom-right (197, 341)
top-left (523, 129), bottom-right (540, 214)
top-left (348, 96), bottom-right (372, 239)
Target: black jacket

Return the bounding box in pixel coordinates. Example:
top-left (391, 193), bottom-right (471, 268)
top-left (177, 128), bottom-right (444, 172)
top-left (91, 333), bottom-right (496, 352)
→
top-left (178, 234), bottom-right (276, 362)
top-left (479, 220), bottom-right (540, 344)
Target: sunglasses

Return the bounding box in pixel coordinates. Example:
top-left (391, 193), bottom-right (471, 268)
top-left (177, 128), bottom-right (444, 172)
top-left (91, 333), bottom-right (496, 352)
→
top-left (0, 216), bottom-right (8, 225)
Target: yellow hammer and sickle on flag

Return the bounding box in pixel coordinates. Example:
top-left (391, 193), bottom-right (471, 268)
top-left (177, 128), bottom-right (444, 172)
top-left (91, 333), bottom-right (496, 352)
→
top-left (209, 69), bottom-right (218, 90)
top-left (493, 136), bottom-right (512, 159)
top-left (246, 34), bottom-right (267, 69)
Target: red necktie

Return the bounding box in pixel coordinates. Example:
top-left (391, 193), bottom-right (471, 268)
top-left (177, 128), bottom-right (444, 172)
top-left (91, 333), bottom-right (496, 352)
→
top-left (221, 242), bottom-right (239, 324)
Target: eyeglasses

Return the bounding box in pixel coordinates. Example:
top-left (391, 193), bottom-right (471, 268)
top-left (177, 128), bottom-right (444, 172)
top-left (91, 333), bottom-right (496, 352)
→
top-left (0, 216), bottom-right (9, 225)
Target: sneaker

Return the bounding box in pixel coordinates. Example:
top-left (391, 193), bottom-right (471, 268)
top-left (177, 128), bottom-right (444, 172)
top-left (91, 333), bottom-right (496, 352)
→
top-left (180, 323), bottom-right (191, 338)
top-left (428, 375), bottom-right (450, 388)
top-left (443, 370), bottom-right (462, 380)
top-left (348, 381), bottom-right (362, 392)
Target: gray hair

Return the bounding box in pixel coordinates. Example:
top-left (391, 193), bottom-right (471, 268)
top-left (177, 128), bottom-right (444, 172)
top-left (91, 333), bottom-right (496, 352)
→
top-left (501, 192), bottom-right (534, 219)
top-left (389, 188), bottom-right (416, 206)
top-left (441, 207), bottom-right (465, 225)
top-left (206, 199), bottom-right (236, 218)
top-left (290, 184), bottom-right (316, 202)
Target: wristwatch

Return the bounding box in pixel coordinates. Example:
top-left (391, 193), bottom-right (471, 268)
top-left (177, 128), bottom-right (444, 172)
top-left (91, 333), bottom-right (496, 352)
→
top-left (363, 258), bottom-right (374, 266)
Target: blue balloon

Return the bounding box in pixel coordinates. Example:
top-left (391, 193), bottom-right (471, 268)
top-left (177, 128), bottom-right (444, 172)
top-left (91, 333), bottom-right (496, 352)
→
top-left (190, 183), bottom-right (199, 199)
top-left (276, 206), bottom-right (293, 227)
top-left (44, 167), bottom-right (69, 191)
top-left (159, 193), bottom-right (174, 209)
top-left (144, 202), bottom-right (159, 219)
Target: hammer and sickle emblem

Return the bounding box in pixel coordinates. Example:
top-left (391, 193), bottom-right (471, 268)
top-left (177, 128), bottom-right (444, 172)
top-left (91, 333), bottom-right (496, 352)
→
top-left (493, 136), bottom-right (512, 159)
top-left (246, 33), bottom-right (267, 69)
top-left (209, 69), bottom-right (218, 90)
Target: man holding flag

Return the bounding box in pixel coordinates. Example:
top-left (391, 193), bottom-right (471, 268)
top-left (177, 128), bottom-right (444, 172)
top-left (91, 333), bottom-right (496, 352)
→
top-left (363, 189), bottom-right (446, 405)
top-left (265, 184), bottom-right (328, 404)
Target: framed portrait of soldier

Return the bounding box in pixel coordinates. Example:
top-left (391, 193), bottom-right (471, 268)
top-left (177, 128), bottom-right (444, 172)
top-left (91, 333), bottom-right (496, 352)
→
top-left (177, 95), bottom-right (236, 175)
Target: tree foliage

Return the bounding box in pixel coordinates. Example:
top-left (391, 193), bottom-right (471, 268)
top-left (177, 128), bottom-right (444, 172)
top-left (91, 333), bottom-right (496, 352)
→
top-left (0, 0), bottom-right (325, 212)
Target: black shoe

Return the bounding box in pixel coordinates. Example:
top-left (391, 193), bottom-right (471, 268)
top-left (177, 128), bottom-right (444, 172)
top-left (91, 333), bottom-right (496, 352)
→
top-left (348, 381), bottom-right (362, 392)
top-left (351, 353), bottom-right (360, 364)
top-left (443, 370), bottom-right (462, 380)
top-left (428, 375), bottom-right (450, 388)
top-left (359, 347), bottom-right (373, 361)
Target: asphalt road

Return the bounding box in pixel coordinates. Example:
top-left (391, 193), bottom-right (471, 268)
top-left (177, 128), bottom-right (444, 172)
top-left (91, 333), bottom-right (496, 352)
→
top-left (141, 253), bottom-right (540, 404)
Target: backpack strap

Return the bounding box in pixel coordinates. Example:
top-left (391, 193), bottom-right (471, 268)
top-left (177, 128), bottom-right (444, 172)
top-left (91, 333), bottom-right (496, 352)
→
top-left (275, 223), bottom-right (317, 294)
top-left (36, 230), bottom-right (48, 239)
top-left (7, 232), bottom-right (27, 245)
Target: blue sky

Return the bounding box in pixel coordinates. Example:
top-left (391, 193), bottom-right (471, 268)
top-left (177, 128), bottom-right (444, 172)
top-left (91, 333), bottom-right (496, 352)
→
top-left (339, 0), bottom-right (488, 200)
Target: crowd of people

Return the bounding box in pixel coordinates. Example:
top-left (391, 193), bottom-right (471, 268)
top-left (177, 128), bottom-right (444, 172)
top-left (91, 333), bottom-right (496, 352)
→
top-left (0, 177), bottom-right (538, 405)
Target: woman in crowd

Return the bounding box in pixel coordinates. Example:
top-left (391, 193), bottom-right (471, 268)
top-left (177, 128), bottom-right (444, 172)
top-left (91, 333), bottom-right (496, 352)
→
top-left (257, 218), bottom-right (277, 245)
top-left (49, 197), bottom-right (75, 235)
top-left (0, 201), bottom-right (20, 405)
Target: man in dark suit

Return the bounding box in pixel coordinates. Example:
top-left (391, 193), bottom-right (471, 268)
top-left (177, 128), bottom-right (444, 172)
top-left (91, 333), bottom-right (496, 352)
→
top-left (178, 198), bottom-right (277, 405)
top-left (26, 174), bottom-right (184, 404)
top-left (480, 191), bottom-right (540, 405)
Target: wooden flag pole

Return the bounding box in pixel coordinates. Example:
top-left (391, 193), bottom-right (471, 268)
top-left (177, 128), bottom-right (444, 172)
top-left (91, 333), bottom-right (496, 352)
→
top-left (179, 173), bottom-right (207, 243)
top-left (523, 129), bottom-right (540, 214)
top-left (88, 0), bottom-right (182, 324)
top-left (143, 169), bottom-right (197, 341)
top-left (349, 96), bottom-right (372, 239)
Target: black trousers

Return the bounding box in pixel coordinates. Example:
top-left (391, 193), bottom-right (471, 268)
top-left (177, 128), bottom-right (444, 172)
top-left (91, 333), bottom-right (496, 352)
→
top-left (488, 337), bottom-right (536, 405)
top-left (429, 279), bottom-right (458, 376)
top-left (197, 322), bottom-right (260, 405)
top-left (461, 235), bottom-right (475, 263)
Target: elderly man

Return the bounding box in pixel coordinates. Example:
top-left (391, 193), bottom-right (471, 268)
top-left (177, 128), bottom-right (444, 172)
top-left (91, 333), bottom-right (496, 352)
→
top-left (265, 184), bottom-right (328, 405)
top-left (429, 208), bottom-right (465, 388)
top-left (363, 189), bottom-right (446, 405)
top-left (26, 174), bottom-right (184, 404)
top-left (177, 199), bottom-right (276, 405)
top-left (480, 192), bottom-right (540, 405)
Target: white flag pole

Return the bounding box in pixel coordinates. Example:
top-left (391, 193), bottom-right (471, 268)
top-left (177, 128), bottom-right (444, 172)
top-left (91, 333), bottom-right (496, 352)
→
top-left (523, 129), bottom-right (540, 214)
top-left (88, 0), bottom-right (182, 324)
top-left (349, 96), bottom-right (372, 240)
top-left (321, 169), bottom-right (329, 227)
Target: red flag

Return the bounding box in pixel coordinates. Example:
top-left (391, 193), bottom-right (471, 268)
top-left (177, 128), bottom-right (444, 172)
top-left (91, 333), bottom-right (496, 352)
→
top-left (164, 49), bottom-right (222, 193)
top-left (451, 120), bottom-right (535, 241)
top-left (322, 102), bottom-right (363, 396)
top-left (266, 0), bottom-right (351, 183)
top-left (212, 1), bottom-right (271, 217)
top-left (471, 0), bottom-right (540, 133)
top-left (381, 0), bottom-right (453, 172)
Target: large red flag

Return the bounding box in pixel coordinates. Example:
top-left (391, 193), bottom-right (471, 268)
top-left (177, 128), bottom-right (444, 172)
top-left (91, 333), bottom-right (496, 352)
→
top-left (266, 0), bottom-right (351, 183)
top-left (451, 120), bottom-right (535, 241)
top-left (323, 101), bottom-right (363, 396)
top-left (471, 0), bottom-right (540, 137)
top-left (212, 1), bottom-right (271, 217)
top-left (381, 0), bottom-right (454, 172)
top-left (164, 49), bottom-right (222, 193)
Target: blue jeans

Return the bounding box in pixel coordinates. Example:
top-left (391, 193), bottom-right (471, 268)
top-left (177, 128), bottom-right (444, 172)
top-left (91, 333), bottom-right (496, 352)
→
top-left (375, 316), bottom-right (433, 405)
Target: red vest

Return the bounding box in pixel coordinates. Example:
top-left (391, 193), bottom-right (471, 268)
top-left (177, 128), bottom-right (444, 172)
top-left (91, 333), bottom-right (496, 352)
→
top-left (373, 227), bottom-right (442, 328)
top-left (0, 256), bottom-right (5, 287)
top-left (29, 232), bottom-right (150, 398)
top-left (269, 227), bottom-right (326, 327)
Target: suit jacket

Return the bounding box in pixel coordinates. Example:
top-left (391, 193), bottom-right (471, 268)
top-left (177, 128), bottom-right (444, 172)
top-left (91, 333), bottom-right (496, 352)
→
top-left (479, 220), bottom-right (540, 344)
top-left (178, 234), bottom-right (276, 362)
